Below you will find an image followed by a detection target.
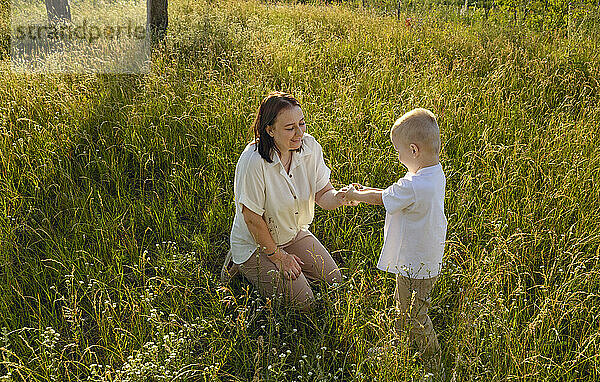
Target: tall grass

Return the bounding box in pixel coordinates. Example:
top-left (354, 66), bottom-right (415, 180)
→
top-left (1, 0), bottom-right (599, 380)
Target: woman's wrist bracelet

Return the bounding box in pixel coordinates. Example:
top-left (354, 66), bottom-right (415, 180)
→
top-left (265, 248), bottom-right (278, 257)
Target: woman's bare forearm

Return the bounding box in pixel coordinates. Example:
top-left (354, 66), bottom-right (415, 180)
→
top-left (317, 189), bottom-right (343, 210)
top-left (242, 205), bottom-right (278, 254)
top-left (316, 181), bottom-right (350, 210)
top-left (241, 205), bottom-right (302, 276)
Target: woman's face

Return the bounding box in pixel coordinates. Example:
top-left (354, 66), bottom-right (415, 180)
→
top-left (267, 106), bottom-right (306, 154)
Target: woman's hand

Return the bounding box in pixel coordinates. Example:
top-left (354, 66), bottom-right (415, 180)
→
top-left (269, 248), bottom-right (305, 280)
top-left (336, 187), bottom-right (359, 206)
top-left (242, 205), bottom-right (304, 280)
top-left (339, 185), bottom-right (358, 202)
top-left (337, 184), bottom-right (362, 206)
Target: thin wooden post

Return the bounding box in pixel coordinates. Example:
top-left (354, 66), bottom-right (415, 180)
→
top-left (568, 1), bottom-right (572, 41)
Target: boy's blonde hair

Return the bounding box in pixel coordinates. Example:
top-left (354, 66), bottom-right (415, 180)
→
top-left (390, 108), bottom-right (440, 154)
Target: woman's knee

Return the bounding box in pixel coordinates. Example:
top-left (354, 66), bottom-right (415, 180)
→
top-left (285, 274), bottom-right (315, 312)
top-left (292, 288), bottom-right (315, 312)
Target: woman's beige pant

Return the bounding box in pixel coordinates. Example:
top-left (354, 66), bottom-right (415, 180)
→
top-left (395, 275), bottom-right (441, 371)
top-left (236, 230), bottom-right (341, 311)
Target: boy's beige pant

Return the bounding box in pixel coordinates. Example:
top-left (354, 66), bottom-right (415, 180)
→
top-left (395, 274), bottom-right (441, 370)
top-left (236, 230), bottom-right (341, 311)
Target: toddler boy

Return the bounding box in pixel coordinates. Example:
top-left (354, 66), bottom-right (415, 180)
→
top-left (341, 108), bottom-right (447, 372)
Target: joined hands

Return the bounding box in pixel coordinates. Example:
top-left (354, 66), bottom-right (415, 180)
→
top-left (336, 183), bottom-right (365, 206)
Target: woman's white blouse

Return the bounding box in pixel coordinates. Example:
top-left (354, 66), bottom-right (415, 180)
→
top-left (230, 133), bottom-right (331, 264)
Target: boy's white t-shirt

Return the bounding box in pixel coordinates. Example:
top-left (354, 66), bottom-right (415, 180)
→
top-left (379, 163), bottom-right (447, 278)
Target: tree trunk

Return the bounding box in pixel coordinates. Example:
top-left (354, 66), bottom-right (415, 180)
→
top-left (45, 0), bottom-right (71, 24)
top-left (147, 0), bottom-right (168, 44)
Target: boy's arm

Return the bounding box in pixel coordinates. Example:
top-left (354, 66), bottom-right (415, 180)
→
top-left (344, 185), bottom-right (384, 205)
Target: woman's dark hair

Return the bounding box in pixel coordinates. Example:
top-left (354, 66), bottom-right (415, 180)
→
top-left (252, 91), bottom-right (301, 163)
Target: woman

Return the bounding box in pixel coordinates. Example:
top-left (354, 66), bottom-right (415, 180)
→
top-left (222, 92), bottom-right (354, 311)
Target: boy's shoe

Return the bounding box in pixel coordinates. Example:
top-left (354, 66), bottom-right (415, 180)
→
top-left (220, 250), bottom-right (239, 284)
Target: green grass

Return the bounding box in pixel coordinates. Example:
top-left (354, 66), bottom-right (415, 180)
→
top-left (1, 0), bottom-right (600, 380)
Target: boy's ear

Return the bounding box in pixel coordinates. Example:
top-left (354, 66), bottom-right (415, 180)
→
top-left (410, 143), bottom-right (420, 157)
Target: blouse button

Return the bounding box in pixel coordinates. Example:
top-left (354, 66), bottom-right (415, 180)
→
top-left (289, 174), bottom-right (292, 178)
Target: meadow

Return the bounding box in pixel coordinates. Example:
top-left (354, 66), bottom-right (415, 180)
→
top-left (1, 0), bottom-right (600, 380)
